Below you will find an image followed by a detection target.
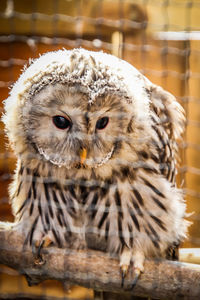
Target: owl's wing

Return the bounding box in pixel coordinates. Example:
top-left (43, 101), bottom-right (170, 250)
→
top-left (147, 84), bottom-right (185, 261)
top-left (148, 84), bottom-right (185, 185)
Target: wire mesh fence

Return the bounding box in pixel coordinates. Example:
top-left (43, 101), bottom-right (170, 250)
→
top-left (0, 0), bottom-right (200, 299)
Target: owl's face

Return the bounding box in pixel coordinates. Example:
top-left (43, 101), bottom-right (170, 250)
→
top-left (22, 83), bottom-right (133, 172)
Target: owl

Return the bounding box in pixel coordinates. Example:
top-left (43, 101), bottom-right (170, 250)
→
top-left (3, 48), bottom-right (189, 288)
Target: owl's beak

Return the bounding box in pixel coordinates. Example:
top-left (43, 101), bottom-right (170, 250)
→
top-left (80, 148), bottom-right (87, 165)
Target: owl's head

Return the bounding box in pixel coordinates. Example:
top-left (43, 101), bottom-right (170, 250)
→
top-left (3, 48), bottom-right (152, 177)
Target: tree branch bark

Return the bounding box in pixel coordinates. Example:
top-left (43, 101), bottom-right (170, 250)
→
top-left (0, 224), bottom-right (200, 299)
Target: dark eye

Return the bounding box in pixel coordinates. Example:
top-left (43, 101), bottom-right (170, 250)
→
top-left (96, 117), bottom-right (109, 130)
top-left (52, 116), bottom-right (72, 130)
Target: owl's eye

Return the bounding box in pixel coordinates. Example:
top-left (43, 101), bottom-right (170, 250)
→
top-left (52, 116), bottom-right (72, 130)
top-left (96, 117), bottom-right (109, 130)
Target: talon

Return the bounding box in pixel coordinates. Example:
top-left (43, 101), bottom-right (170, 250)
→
top-left (33, 240), bottom-right (45, 265)
top-left (121, 270), bottom-right (125, 288)
top-left (120, 247), bottom-right (132, 289)
top-left (131, 268), bottom-right (141, 290)
top-left (36, 239), bottom-right (45, 261)
top-left (120, 248), bottom-right (144, 290)
top-left (120, 264), bottom-right (128, 288)
top-left (33, 236), bottom-right (52, 265)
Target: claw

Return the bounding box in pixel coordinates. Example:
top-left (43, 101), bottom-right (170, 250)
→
top-left (33, 236), bottom-right (52, 265)
top-left (37, 239), bottom-right (45, 258)
top-left (120, 247), bottom-right (132, 288)
top-left (120, 248), bottom-right (144, 290)
top-left (130, 250), bottom-right (144, 289)
top-left (34, 239), bottom-right (45, 265)
top-left (130, 268), bottom-right (141, 290)
top-left (120, 264), bottom-right (128, 288)
top-left (123, 268), bottom-right (141, 291)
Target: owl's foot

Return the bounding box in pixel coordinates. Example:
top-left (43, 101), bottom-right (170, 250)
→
top-left (33, 236), bottom-right (53, 265)
top-left (120, 247), bottom-right (132, 287)
top-left (130, 268), bottom-right (141, 290)
top-left (120, 247), bottom-right (144, 289)
top-left (130, 250), bottom-right (144, 290)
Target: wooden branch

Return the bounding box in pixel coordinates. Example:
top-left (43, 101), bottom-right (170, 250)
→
top-left (0, 224), bottom-right (200, 299)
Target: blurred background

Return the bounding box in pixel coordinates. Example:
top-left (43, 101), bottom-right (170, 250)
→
top-left (0, 0), bottom-right (200, 299)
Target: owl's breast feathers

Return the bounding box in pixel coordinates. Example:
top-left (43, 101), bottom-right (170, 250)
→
top-left (12, 158), bottom-right (189, 258)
